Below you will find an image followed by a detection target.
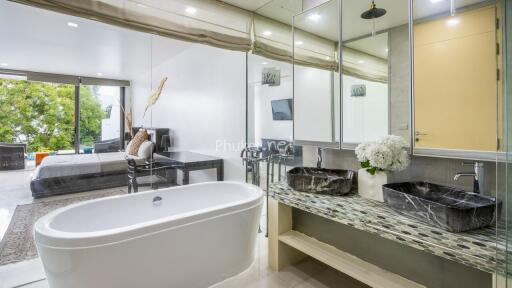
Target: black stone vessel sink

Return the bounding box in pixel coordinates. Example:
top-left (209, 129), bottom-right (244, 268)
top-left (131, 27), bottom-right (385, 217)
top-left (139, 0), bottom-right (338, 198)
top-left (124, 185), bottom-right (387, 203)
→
top-left (383, 181), bottom-right (501, 232)
top-left (287, 167), bottom-right (355, 196)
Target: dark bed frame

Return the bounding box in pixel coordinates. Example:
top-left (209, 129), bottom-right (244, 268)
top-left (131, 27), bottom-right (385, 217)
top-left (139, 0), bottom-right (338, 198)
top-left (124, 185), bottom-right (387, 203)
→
top-left (30, 127), bottom-right (170, 198)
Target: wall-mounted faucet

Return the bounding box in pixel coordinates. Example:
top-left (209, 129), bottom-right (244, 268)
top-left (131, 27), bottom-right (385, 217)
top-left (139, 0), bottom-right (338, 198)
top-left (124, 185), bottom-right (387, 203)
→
top-left (453, 162), bottom-right (485, 194)
top-left (317, 147), bottom-right (323, 169)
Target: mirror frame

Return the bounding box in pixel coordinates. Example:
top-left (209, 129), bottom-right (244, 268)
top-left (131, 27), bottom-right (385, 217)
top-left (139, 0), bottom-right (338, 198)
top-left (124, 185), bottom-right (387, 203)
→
top-left (292, 0), bottom-right (342, 149)
top-left (340, 0), bottom-right (414, 153)
top-left (410, 0), bottom-right (501, 161)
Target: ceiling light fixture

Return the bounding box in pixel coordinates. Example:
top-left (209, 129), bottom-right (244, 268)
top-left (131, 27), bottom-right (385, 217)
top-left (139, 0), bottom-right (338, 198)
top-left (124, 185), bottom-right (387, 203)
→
top-left (262, 30), bottom-right (272, 36)
top-left (446, 17), bottom-right (460, 26)
top-left (67, 22), bottom-right (78, 28)
top-left (295, 40), bottom-right (303, 46)
top-left (307, 13), bottom-right (321, 21)
top-left (385, 48), bottom-right (389, 52)
top-left (185, 7), bottom-right (197, 14)
top-left (430, 0), bottom-right (443, 3)
top-left (136, 3), bottom-right (147, 8)
top-left (358, 60), bottom-right (365, 64)
top-left (96, 72), bottom-right (103, 76)
top-left (0, 63), bottom-right (8, 67)
top-left (262, 62), bottom-right (268, 65)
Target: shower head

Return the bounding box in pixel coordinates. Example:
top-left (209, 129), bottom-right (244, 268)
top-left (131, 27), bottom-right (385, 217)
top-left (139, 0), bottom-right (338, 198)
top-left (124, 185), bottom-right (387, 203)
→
top-left (361, 1), bottom-right (387, 19)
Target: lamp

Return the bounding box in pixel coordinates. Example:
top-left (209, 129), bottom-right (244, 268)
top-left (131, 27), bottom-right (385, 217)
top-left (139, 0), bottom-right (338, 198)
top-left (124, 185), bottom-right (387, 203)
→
top-left (160, 135), bottom-right (171, 152)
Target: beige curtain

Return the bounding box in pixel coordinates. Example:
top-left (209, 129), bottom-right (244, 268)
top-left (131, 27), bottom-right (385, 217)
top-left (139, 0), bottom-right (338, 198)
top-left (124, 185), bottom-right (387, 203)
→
top-left (9, 0), bottom-right (253, 52)
top-left (252, 15), bottom-right (338, 71)
top-left (342, 47), bottom-right (388, 83)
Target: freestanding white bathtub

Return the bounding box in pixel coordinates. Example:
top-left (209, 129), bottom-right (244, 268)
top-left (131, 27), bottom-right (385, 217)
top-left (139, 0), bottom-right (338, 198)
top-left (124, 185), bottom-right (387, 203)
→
top-left (34, 181), bottom-right (263, 288)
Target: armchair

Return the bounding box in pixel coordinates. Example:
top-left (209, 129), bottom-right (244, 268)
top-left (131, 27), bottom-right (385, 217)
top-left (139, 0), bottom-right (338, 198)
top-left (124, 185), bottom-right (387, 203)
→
top-left (0, 143), bottom-right (26, 170)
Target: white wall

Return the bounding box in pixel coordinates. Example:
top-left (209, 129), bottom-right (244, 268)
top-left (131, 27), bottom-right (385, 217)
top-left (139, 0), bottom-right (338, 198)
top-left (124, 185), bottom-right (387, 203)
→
top-left (294, 66), bottom-right (333, 143)
top-left (252, 78), bottom-right (293, 145)
top-left (132, 36), bottom-right (246, 183)
top-left (247, 55), bottom-right (293, 146)
top-left (342, 75), bottom-right (388, 143)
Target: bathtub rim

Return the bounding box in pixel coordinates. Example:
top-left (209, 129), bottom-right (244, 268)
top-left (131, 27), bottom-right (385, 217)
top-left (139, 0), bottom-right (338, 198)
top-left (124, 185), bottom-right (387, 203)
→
top-left (34, 181), bottom-right (263, 249)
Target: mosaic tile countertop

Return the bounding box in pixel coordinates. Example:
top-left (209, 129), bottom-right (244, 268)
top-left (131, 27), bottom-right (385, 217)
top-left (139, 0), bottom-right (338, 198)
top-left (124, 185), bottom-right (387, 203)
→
top-left (269, 181), bottom-right (505, 274)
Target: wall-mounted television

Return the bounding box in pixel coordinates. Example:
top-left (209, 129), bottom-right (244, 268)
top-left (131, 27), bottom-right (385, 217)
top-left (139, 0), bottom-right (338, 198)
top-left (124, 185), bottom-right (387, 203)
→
top-left (271, 99), bottom-right (293, 121)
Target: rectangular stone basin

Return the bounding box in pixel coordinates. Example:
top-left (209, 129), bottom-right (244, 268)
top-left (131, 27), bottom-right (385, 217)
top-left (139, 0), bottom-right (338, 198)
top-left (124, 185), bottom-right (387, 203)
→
top-left (383, 181), bottom-right (501, 232)
top-left (287, 167), bottom-right (355, 196)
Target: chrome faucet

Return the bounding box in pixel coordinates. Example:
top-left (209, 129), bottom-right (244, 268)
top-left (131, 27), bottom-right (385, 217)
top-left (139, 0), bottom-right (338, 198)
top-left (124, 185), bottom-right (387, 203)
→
top-left (317, 147), bottom-right (323, 169)
top-left (454, 162), bottom-right (485, 194)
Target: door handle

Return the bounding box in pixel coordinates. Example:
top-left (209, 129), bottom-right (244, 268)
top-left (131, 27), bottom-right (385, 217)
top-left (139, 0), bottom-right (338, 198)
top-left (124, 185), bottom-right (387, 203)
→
top-left (415, 131), bottom-right (427, 142)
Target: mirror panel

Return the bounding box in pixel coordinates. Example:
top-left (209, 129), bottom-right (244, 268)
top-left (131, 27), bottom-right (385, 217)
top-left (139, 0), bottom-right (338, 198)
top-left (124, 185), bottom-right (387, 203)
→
top-left (413, 0), bottom-right (502, 159)
top-left (292, 0), bottom-right (341, 148)
top-left (341, 0), bottom-right (411, 147)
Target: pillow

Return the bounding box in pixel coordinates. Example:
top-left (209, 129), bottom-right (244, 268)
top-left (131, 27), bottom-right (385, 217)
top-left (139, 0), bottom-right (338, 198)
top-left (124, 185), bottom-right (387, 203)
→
top-left (137, 140), bottom-right (154, 159)
top-left (127, 129), bottom-right (148, 156)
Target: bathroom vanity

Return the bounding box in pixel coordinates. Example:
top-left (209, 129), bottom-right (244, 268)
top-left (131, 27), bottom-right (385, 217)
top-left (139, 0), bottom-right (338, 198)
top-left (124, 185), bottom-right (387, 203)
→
top-left (268, 182), bottom-right (500, 288)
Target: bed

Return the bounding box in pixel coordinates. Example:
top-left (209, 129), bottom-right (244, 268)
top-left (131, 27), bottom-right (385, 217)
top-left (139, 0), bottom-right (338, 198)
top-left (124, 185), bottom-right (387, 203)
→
top-left (30, 128), bottom-right (170, 198)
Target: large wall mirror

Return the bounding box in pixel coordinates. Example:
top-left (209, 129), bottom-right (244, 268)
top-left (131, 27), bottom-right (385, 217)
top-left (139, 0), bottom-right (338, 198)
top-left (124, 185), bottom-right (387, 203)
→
top-left (292, 0), bottom-right (341, 148)
top-left (341, 0), bottom-right (412, 148)
top-left (412, 0), bottom-right (503, 160)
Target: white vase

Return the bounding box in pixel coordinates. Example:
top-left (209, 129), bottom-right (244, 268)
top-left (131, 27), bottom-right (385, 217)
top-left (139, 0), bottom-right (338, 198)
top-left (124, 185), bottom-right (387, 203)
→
top-left (358, 168), bottom-right (387, 202)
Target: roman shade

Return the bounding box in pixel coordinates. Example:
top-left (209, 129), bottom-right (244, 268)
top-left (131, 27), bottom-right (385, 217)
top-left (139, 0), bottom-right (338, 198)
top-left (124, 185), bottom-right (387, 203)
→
top-left (342, 47), bottom-right (388, 83)
top-left (9, 0), bottom-right (253, 52)
top-left (252, 15), bottom-right (339, 71)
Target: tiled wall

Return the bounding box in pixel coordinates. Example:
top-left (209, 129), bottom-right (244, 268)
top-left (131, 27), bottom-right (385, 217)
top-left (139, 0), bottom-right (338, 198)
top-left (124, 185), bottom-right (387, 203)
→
top-left (302, 146), bottom-right (497, 197)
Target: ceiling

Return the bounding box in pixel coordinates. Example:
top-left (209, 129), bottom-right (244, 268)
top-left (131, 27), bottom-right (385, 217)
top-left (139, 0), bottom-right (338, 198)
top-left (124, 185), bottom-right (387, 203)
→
top-left (0, 0), bottom-right (492, 80)
top-left (224, 0), bottom-right (490, 42)
top-left (0, 0), bottom-right (191, 82)
top-left (345, 33), bottom-right (389, 60)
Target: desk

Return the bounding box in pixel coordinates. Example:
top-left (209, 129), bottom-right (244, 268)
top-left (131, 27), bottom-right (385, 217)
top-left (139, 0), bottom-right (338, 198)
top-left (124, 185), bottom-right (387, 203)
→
top-left (155, 151), bottom-right (223, 185)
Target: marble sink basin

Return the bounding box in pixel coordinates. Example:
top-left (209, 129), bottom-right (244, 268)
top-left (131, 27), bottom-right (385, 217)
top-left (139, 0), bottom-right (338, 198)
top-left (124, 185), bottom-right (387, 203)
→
top-left (382, 181), bottom-right (501, 232)
top-left (286, 167), bottom-right (355, 196)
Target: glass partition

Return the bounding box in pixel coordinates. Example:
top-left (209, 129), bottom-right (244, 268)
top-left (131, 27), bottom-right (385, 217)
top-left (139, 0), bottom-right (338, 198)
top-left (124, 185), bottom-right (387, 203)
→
top-left (79, 85), bottom-right (122, 154)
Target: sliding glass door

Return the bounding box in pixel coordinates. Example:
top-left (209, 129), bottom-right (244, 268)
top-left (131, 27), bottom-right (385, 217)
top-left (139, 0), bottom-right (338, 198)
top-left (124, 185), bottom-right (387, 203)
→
top-left (0, 77), bottom-right (76, 154)
top-left (79, 85), bottom-right (122, 153)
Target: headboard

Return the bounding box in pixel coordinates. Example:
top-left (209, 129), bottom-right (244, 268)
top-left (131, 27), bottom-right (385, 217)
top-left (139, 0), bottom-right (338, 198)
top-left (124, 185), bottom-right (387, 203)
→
top-left (132, 127), bottom-right (170, 153)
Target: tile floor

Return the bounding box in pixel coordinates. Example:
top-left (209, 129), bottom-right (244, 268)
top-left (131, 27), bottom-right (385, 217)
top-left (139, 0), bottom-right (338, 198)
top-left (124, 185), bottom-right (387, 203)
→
top-left (0, 167), bottom-right (367, 288)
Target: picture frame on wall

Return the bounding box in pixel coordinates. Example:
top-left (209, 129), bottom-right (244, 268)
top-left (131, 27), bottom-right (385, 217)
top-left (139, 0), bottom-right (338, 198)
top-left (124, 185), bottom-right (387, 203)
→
top-left (351, 84), bottom-right (366, 97)
top-left (262, 68), bottom-right (281, 86)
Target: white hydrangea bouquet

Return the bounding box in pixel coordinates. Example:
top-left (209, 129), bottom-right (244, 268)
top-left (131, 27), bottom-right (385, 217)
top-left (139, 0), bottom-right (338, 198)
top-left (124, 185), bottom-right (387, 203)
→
top-left (355, 135), bottom-right (410, 202)
top-left (355, 135), bottom-right (410, 175)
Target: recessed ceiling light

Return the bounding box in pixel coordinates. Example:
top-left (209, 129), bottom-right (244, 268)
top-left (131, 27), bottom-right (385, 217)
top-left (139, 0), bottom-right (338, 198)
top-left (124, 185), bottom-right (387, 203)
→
top-left (185, 7), bottom-right (197, 14)
top-left (385, 48), bottom-right (389, 52)
top-left (295, 40), bottom-right (303, 46)
top-left (136, 3), bottom-right (147, 8)
top-left (262, 62), bottom-right (268, 65)
top-left (262, 30), bottom-right (272, 36)
top-left (325, 56), bottom-right (330, 60)
top-left (96, 72), bottom-right (103, 76)
top-left (430, 0), bottom-right (443, 3)
top-left (0, 63), bottom-right (8, 67)
top-left (446, 17), bottom-right (460, 27)
top-left (67, 22), bottom-right (78, 28)
top-left (307, 13), bottom-right (321, 21)
top-left (358, 60), bottom-right (365, 64)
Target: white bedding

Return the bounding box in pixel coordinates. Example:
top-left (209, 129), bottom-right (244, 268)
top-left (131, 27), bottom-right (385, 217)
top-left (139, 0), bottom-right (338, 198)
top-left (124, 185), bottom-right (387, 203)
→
top-left (34, 152), bottom-right (144, 179)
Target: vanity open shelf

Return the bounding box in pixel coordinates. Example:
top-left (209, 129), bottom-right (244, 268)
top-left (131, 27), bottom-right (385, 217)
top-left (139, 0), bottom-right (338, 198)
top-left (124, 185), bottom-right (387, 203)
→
top-left (277, 230), bottom-right (424, 288)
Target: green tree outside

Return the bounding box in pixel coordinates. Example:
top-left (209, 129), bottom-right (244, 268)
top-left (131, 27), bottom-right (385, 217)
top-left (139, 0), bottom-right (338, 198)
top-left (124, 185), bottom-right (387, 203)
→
top-left (0, 79), bottom-right (105, 152)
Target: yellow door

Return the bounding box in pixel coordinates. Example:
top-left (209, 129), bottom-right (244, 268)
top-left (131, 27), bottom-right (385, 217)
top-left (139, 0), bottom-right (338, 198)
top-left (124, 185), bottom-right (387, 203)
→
top-left (414, 6), bottom-right (498, 151)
